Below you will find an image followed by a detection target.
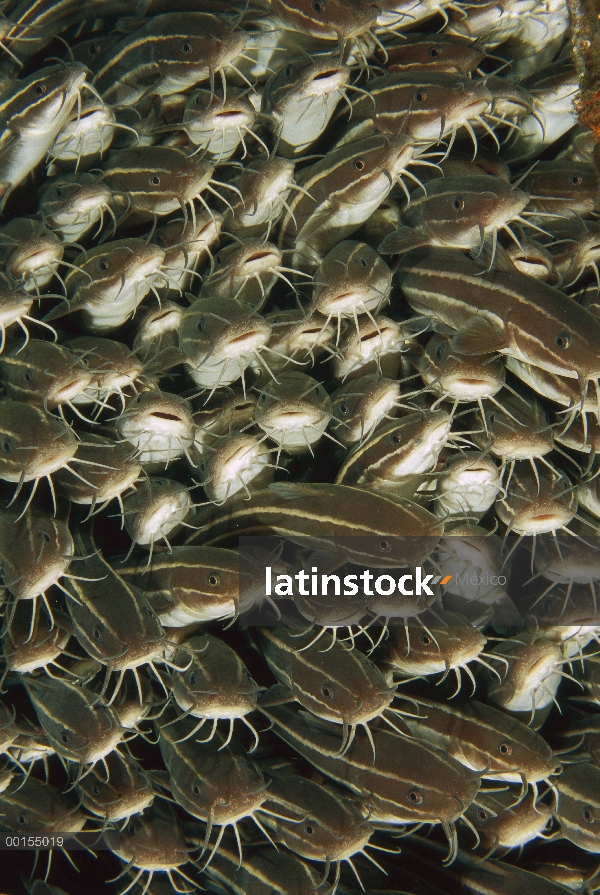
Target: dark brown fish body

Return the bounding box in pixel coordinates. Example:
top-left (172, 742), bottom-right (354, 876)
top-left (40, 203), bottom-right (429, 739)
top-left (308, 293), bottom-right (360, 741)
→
top-left (519, 160), bottom-right (599, 219)
top-left (2, 599), bottom-right (69, 675)
top-left (0, 339), bottom-right (92, 409)
top-left (384, 33), bottom-right (487, 76)
top-left (94, 13), bottom-right (247, 106)
top-left (101, 146), bottom-right (214, 223)
top-left (0, 775), bottom-right (85, 834)
top-left (38, 171), bottom-right (116, 242)
top-left (341, 72), bottom-right (492, 145)
top-left (64, 534), bottom-right (167, 674)
top-left (257, 626), bottom-right (396, 739)
top-left (0, 508), bottom-right (73, 602)
top-left (394, 695), bottom-right (559, 787)
top-left (78, 748), bottom-right (154, 822)
top-left (262, 704), bottom-right (481, 829)
top-left (24, 674), bottom-right (125, 769)
top-left (118, 545), bottom-right (240, 625)
top-left (279, 134), bottom-right (415, 269)
top-left (397, 247), bottom-right (600, 386)
top-left (186, 480), bottom-right (442, 569)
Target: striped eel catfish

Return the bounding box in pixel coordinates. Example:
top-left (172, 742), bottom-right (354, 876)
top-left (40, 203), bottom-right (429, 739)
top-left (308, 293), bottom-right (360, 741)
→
top-left (93, 12), bottom-right (248, 107)
top-left (77, 748), bottom-right (155, 827)
top-left (61, 529), bottom-right (169, 704)
top-left (167, 632), bottom-right (260, 750)
top-left (396, 247), bottom-right (600, 410)
top-left (464, 787), bottom-right (553, 860)
top-left (261, 55), bottom-right (352, 158)
top-left (117, 546), bottom-right (241, 626)
top-left (257, 764), bottom-right (377, 891)
top-left (554, 762), bottom-right (600, 852)
top-left (157, 706), bottom-right (273, 868)
top-left (0, 62), bottom-right (89, 211)
top-left (398, 835), bottom-right (576, 895)
top-left (256, 626), bottom-right (406, 756)
top-left (278, 134), bottom-right (416, 270)
top-left (0, 775), bottom-right (86, 835)
top-left (261, 703), bottom-right (482, 863)
top-left (23, 674), bottom-right (126, 785)
top-left (392, 695), bottom-right (561, 798)
top-left (202, 834), bottom-right (336, 895)
top-left (110, 802), bottom-right (200, 893)
top-left (184, 480), bottom-right (443, 569)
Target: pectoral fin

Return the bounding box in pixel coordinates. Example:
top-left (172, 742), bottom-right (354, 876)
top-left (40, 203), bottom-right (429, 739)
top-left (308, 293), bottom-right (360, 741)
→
top-left (450, 316), bottom-right (507, 355)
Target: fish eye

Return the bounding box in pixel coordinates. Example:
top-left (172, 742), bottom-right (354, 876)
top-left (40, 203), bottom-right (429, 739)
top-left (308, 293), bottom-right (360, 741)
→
top-left (215, 253), bottom-right (223, 264)
top-left (419, 633), bottom-right (432, 646)
top-left (189, 671), bottom-right (198, 686)
top-left (155, 234), bottom-right (165, 246)
top-left (583, 806), bottom-right (595, 823)
top-left (489, 412), bottom-right (496, 423)
top-left (571, 174), bottom-right (583, 185)
top-left (390, 432), bottom-right (402, 445)
top-left (2, 441), bottom-right (10, 452)
top-left (181, 42), bottom-right (192, 54)
top-left (478, 809), bottom-right (488, 821)
top-left (260, 393), bottom-right (267, 401)
top-left (429, 46), bottom-right (442, 57)
top-left (192, 782), bottom-right (202, 795)
top-left (312, 0), bottom-right (325, 11)
top-left (40, 532), bottom-right (51, 542)
top-left (18, 813), bottom-right (27, 826)
top-left (92, 784), bottom-right (101, 795)
top-left (196, 319), bottom-right (205, 332)
top-left (435, 343), bottom-right (444, 359)
top-left (555, 333), bottom-right (570, 349)
top-left (305, 823), bottom-right (314, 834)
top-left (207, 573), bottom-right (220, 586)
top-left (359, 258), bottom-right (368, 268)
top-left (247, 671), bottom-right (253, 681)
top-left (339, 402), bottom-right (349, 415)
top-left (452, 196), bottom-right (465, 212)
top-left (34, 84), bottom-right (46, 96)
top-left (408, 789), bottom-right (423, 804)
top-left (150, 175), bottom-right (161, 186)
top-left (283, 65), bottom-right (293, 78)
top-left (93, 626), bottom-right (102, 640)
top-left (128, 823), bottom-right (136, 835)
top-left (55, 187), bottom-right (63, 198)
top-left (145, 607), bottom-right (154, 618)
top-left (60, 731), bottom-right (70, 744)
top-left (23, 371), bottom-right (32, 382)
top-left (354, 159), bottom-right (365, 171)
top-left (89, 43), bottom-right (101, 57)
top-left (377, 538), bottom-right (391, 552)
top-left (498, 742), bottom-right (512, 755)
top-left (314, 386), bottom-right (320, 395)
top-left (98, 259), bottom-right (109, 271)
top-left (321, 684), bottom-right (334, 698)
top-left (414, 90), bottom-right (427, 103)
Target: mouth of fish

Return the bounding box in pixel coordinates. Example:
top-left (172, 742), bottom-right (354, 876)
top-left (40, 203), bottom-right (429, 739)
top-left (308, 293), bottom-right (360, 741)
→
top-left (224, 329), bottom-right (269, 356)
top-left (52, 376), bottom-right (91, 404)
top-left (265, 408), bottom-right (325, 428)
top-left (241, 251), bottom-right (280, 272)
top-left (446, 374), bottom-right (501, 397)
top-left (518, 508), bottom-right (573, 534)
top-left (14, 249), bottom-right (60, 274)
top-left (127, 410), bottom-right (191, 441)
top-left (29, 447), bottom-right (76, 477)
